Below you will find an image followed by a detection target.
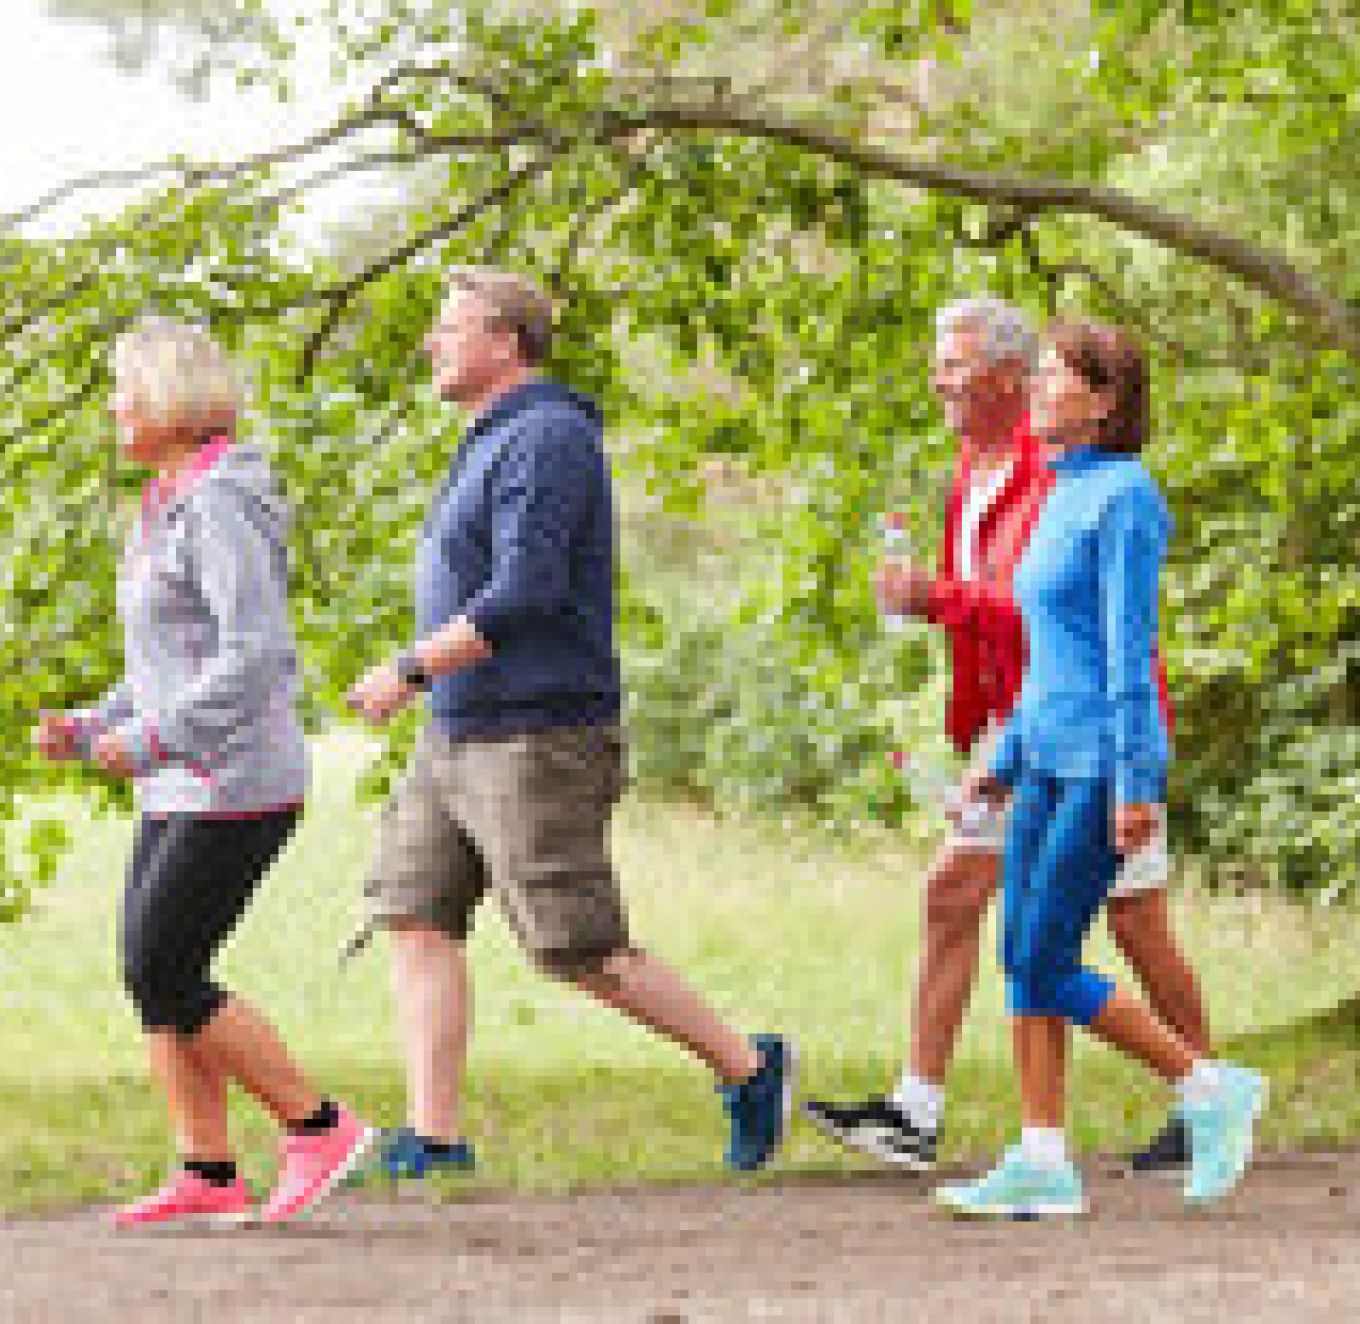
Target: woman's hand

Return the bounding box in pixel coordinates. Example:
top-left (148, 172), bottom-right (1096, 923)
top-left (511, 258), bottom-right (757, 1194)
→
top-left (33, 711), bottom-right (80, 761)
top-left (92, 730), bottom-right (138, 779)
top-left (949, 765), bottom-right (1008, 826)
top-left (1114, 802), bottom-right (1159, 855)
top-left (875, 561), bottom-right (933, 618)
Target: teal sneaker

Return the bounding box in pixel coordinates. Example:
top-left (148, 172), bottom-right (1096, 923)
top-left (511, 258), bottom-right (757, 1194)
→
top-left (934, 1146), bottom-right (1085, 1220)
top-left (1183, 1065), bottom-right (1266, 1205)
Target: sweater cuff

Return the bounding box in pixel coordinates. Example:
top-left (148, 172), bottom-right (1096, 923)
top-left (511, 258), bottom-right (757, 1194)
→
top-left (988, 722), bottom-right (1023, 790)
top-left (64, 713), bottom-right (100, 760)
top-left (462, 597), bottom-right (511, 649)
top-left (116, 720), bottom-right (166, 777)
top-left (1114, 764), bottom-right (1164, 807)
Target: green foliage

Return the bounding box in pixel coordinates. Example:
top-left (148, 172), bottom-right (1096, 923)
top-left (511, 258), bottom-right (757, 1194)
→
top-left (4, 0), bottom-right (1358, 912)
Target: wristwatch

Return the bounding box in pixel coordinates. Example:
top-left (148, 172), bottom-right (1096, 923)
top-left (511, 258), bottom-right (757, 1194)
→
top-left (395, 648), bottom-right (432, 690)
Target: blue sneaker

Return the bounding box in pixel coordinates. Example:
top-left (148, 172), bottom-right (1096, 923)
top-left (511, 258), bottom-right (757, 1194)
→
top-left (345, 1128), bottom-right (476, 1185)
top-left (719, 1035), bottom-right (796, 1172)
top-left (935, 1146), bottom-right (1086, 1220)
top-left (1183, 1064), bottom-right (1266, 1204)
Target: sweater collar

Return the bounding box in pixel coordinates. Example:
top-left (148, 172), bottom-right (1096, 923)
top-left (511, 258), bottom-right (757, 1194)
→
top-left (141, 430), bottom-right (234, 516)
top-left (1046, 441), bottom-right (1110, 473)
top-left (462, 378), bottom-right (600, 448)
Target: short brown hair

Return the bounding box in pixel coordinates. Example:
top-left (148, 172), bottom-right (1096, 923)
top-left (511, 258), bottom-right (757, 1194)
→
top-left (446, 267), bottom-right (554, 366)
top-left (1044, 320), bottom-right (1148, 454)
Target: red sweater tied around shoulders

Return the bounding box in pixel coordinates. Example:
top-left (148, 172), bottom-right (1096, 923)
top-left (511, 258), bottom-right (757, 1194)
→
top-left (919, 416), bottom-right (1173, 756)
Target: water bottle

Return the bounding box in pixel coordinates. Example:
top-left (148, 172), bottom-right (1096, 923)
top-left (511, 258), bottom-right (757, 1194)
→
top-left (881, 511), bottom-right (911, 634)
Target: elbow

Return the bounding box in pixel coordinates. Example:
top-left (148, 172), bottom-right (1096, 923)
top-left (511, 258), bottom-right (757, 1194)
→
top-left (473, 576), bottom-right (569, 641)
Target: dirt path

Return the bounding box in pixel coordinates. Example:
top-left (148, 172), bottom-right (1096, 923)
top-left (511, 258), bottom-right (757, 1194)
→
top-left (1, 1150), bottom-right (1356, 1322)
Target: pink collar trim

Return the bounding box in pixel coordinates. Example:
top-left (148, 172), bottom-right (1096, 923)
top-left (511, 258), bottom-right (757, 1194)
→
top-left (141, 431), bottom-right (233, 516)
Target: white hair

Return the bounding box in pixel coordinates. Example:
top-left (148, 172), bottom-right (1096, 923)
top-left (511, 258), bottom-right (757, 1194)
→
top-left (935, 297), bottom-right (1037, 372)
top-left (112, 316), bottom-right (243, 428)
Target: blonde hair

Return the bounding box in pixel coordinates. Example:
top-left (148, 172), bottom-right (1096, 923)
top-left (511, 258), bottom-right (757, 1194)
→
top-left (445, 267), bottom-right (555, 366)
top-left (112, 316), bottom-right (243, 429)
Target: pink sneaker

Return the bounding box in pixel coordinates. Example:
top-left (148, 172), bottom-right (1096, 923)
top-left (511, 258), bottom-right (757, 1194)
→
top-left (112, 1169), bottom-right (252, 1229)
top-left (259, 1104), bottom-right (375, 1225)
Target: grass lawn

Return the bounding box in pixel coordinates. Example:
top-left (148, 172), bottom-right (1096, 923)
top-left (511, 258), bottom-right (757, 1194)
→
top-left (1, 728), bottom-right (1358, 1212)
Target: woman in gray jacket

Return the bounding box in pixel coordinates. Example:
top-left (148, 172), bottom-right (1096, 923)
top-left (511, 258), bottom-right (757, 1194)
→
top-left (35, 318), bottom-right (372, 1227)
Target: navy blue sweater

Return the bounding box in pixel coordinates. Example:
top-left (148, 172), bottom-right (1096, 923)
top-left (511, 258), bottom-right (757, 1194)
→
top-left (415, 379), bottom-right (621, 741)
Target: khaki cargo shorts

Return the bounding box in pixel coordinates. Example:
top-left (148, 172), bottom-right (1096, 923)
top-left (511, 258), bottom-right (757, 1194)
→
top-left (362, 722), bottom-right (630, 973)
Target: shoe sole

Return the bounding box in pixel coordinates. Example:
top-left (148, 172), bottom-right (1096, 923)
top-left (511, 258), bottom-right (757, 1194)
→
top-left (258, 1125), bottom-right (379, 1225)
top-left (113, 1208), bottom-right (254, 1231)
top-left (801, 1108), bottom-right (935, 1174)
top-left (780, 1040), bottom-right (798, 1152)
top-left (935, 1194), bottom-right (1086, 1221)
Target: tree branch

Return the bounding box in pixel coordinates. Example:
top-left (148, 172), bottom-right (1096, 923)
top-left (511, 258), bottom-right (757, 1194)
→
top-left (620, 103), bottom-right (1360, 358)
top-left (0, 64), bottom-right (528, 234)
top-left (296, 150), bottom-right (567, 383)
top-left (4, 71), bottom-right (1355, 363)
top-left (257, 148), bottom-right (438, 216)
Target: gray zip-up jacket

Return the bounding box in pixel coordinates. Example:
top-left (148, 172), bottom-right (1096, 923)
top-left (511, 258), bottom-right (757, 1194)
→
top-left (72, 437), bottom-right (309, 815)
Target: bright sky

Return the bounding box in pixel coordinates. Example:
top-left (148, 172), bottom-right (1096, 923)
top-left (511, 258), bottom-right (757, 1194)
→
top-left (0, 0), bottom-right (391, 246)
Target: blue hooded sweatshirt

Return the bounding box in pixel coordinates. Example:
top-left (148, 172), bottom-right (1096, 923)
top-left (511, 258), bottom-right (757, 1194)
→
top-left (416, 378), bottom-right (621, 740)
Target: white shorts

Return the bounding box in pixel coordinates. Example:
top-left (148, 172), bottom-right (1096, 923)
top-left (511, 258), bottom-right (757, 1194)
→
top-left (949, 800), bottom-right (1169, 898)
top-left (946, 725), bottom-right (1169, 897)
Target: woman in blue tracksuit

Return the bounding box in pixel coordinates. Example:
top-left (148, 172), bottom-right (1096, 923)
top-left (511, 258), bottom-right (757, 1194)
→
top-left (936, 321), bottom-right (1264, 1219)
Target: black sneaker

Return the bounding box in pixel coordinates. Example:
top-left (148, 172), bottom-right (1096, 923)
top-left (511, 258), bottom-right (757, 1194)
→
top-left (802, 1096), bottom-right (938, 1171)
top-left (1126, 1114), bottom-right (1191, 1176)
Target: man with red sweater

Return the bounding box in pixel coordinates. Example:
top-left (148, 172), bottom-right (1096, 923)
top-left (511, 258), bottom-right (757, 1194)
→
top-left (805, 298), bottom-right (1207, 1174)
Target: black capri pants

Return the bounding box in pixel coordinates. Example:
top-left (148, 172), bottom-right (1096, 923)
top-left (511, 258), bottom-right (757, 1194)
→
top-left (121, 809), bottom-right (300, 1035)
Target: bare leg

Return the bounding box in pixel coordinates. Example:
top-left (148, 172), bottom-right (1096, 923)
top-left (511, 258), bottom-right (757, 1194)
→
top-left (388, 922), bottom-right (470, 1144)
top-left (1108, 890), bottom-right (1210, 1056)
top-left (571, 948), bottom-right (760, 1086)
top-left (146, 1031), bottom-right (231, 1161)
top-left (909, 844), bottom-right (998, 1084)
top-left (1088, 987), bottom-right (1196, 1082)
top-left (191, 997), bottom-right (321, 1127)
top-left (1013, 1014), bottom-right (1066, 1129)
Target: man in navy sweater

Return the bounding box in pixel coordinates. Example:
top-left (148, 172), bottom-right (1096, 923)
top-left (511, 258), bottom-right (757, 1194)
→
top-left (347, 268), bottom-right (793, 1179)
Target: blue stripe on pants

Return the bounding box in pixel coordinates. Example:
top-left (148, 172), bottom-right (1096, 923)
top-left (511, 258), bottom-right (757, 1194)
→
top-left (1001, 769), bottom-right (1118, 1026)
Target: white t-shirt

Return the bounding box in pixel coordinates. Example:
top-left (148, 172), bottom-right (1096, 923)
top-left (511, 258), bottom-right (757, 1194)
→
top-left (957, 460), bottom-right (1015, 583)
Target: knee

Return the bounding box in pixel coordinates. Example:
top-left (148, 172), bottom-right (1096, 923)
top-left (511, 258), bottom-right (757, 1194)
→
top-left (924, 854), bottom-right (993, 937)
top-left (122, 960), bottom-right (217, 1035)
top-left (390, 918), bottom-right (461, 960)
top-left (1106, 897), bottom-right (1146, 959)
top-left (538, 941), bottom-right (637, 985)
top-left (1108, 894), bottom-right (1181, 981)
